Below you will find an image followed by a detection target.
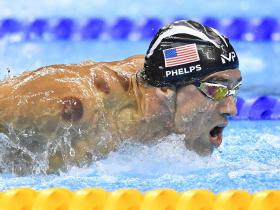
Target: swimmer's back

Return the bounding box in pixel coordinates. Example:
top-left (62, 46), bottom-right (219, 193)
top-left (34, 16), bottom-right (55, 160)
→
top-left (0, 55), bottom-right (145, 131)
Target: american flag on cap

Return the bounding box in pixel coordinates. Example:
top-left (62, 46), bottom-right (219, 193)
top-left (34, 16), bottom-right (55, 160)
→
top-left (163, 44), bottom-right (200, 68)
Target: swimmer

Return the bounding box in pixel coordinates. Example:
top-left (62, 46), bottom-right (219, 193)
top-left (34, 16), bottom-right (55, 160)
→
top-left (0, 20), bottom-right (241, 174)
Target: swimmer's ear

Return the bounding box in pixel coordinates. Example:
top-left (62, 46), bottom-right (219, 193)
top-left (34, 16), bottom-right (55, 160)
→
top-left (155, 87), bottom-right (176, 113)
top-left (156, 86), bottom-right (176, 99)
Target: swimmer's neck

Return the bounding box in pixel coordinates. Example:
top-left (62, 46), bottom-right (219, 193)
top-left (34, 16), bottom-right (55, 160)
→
top-left (133, 70), bottom-right (177, 136)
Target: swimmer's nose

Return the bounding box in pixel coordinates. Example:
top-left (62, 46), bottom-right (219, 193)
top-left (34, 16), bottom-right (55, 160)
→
top-left (217, 96), bottom-right (237, 116)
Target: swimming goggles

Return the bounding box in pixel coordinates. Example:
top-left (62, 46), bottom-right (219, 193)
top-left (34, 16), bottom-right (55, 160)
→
top-left (196, 81), bottom-right (242, 101)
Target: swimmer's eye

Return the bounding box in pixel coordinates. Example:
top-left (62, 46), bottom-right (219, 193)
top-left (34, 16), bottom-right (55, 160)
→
top-left (196, 81), bottom-right (242, 101)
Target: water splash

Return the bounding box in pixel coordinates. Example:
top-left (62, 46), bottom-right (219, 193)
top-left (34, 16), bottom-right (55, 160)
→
top-left (0, 121), bottom-right (82, 175)
top-left (0, 121), bottom-right (280, 193)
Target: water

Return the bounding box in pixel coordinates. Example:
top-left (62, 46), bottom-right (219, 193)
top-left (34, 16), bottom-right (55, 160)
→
top-left (0, 121), bottom-right (279, 192)
top-left (1, 41), bottom-right (280, 98)
top-left (0, 0), bottom-right (279, 193)
top-left (0, 0), bottom-right (280, 19)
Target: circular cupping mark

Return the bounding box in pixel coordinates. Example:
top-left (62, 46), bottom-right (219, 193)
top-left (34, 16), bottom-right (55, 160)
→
top-left (61, 96), bottom-right (83, 121)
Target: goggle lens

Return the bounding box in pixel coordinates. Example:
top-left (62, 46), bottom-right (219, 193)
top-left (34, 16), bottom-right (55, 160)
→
top-left (198, 82), bottom-right (241, 100)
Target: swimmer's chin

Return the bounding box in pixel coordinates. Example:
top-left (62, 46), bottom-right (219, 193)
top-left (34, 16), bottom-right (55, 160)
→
top-left (184, 135), bottom-right (214, 156)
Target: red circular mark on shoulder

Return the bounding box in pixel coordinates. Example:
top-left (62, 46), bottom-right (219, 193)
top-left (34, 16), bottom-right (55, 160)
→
top-left (94, 76), bottom-right (111, 94)
top-left (61, 96), bottom-right (83, 121)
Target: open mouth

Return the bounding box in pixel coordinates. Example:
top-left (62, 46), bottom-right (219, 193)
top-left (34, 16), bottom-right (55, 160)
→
top-left (209, 126), bottom-right (225, 147)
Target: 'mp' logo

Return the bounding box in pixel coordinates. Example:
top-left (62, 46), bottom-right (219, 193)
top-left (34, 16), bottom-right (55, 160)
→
top-left (221, 52), bottom-right (236, 64)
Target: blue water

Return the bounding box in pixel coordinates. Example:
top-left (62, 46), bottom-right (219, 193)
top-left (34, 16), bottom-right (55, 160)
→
top-left (0, 0), bottom-right (280, 19)
top-left (0, 0), bottom-right (280, 193)
top-left (0, 41), bottom-right (279, 98)
top-left (0, 121), bottom-right (279, 192)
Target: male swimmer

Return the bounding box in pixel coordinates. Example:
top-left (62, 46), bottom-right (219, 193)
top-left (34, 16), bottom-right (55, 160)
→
top-left (0, 20), bottom-right (241, 174)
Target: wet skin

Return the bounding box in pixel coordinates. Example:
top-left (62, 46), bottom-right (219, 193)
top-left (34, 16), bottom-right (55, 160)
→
top-left (0, 55), bottom-right (241, 173)
top-left (174, 70), bottom-right (242, 155)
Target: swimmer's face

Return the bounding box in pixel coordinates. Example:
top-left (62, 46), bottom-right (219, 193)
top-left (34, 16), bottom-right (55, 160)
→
top-left (174, 69), bottom-right (242, 155)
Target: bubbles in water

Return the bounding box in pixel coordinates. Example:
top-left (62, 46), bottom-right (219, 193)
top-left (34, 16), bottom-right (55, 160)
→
top-left (69, 148), bottom-right (75, 157)
top-left (0, 133), bottom-right (49, 175)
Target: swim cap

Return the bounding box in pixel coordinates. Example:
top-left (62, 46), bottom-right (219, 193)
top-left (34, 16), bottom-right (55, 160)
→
top-left (141, 20), bottom-right (239, 87)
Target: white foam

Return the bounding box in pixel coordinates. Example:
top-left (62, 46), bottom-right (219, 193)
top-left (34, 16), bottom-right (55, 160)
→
top-left (63, 133), bottom-right (222, 178)
top-left (260, 133), bottom-right (280, 149)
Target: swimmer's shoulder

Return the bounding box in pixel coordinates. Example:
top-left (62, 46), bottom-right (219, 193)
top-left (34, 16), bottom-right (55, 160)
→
top-left (18, 54), bottom-right (144, 77)
top-left (122, 54), bottom-right (145, 67)
top-left (76, 55), bottom-right (144, 95)
top-left (2, 55), bottom-right (144, 86)
top-left (99, 54), bottom-right (145, 75)
top-left (118, 54), bottom-right (145, 74)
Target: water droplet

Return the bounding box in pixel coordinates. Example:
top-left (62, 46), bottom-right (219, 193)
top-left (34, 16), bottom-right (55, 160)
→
top-left (70, 148), bottom-right (75, 157)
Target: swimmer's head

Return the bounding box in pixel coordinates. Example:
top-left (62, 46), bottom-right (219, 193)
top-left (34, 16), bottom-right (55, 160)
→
top-left (139, 20), bottom-right (242, 155)
top-left (141, 20), bottom-right (239, 87)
